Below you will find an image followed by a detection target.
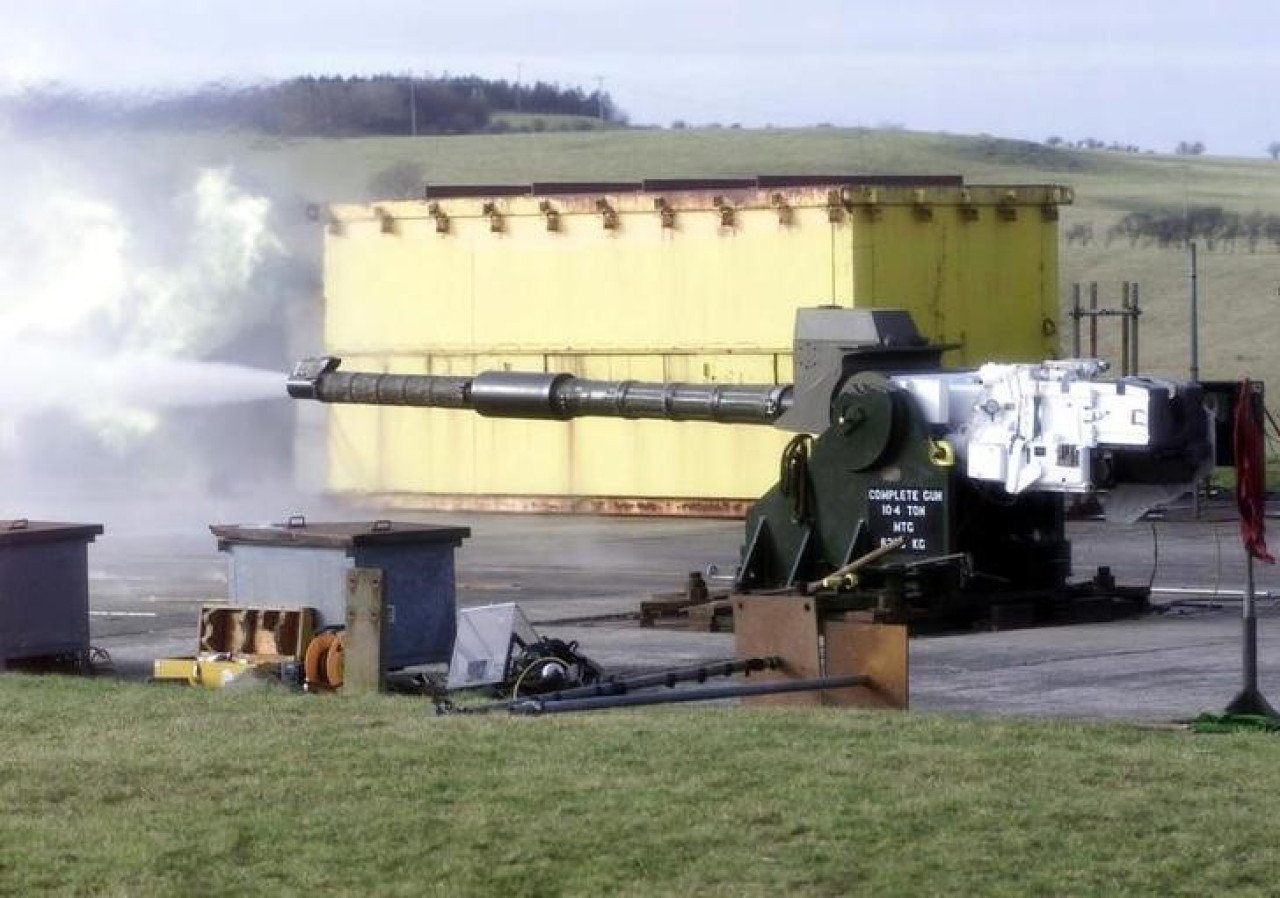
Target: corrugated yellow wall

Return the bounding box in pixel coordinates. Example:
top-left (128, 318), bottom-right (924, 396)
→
top-left (319, 183), bottom-right (1069, 510)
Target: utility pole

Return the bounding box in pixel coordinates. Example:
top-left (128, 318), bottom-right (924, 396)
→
top-left (409, 76), bottom-right (417, 137)
top-left (595, 75), bottom-right (606, 123)
top-left (1189, 241), bottom-right (1200, 382)
top-left (516, 62), bottom-right (523, 113)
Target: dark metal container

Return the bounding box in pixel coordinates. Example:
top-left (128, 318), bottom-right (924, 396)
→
top-left (209, 519), bottom-right (470, 668)
top-left (0, 520), bottom-right (103, 666)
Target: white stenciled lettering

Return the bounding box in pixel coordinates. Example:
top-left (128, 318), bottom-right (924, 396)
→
top-left (869, 484), bottom-right (941, 553)
top-left (870, 487), bottom-right (942, 503)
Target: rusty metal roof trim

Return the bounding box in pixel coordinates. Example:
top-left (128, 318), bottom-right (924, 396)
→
top-left (326, 181), bottom-right (1072, 235)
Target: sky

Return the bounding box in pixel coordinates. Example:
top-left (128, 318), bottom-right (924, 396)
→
top-left (2, 0), bottom-right (1279, 157)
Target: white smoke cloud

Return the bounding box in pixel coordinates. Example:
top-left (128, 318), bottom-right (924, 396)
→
top-left (0, 346), bottom-right (284, 415)
top-left (0, 163), bottom-right (282, 357)
top-left (0, 135), bottom-right (297, 503)
top-left (0, 192), bottom-right (127, 340)
top-left (126, 168), bottom-right (284, 356)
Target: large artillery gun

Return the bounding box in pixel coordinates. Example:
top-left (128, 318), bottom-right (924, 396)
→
top-left (290, 307), bottom-right (1212, 627)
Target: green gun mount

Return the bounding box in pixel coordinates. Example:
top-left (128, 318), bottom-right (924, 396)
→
top-left (290, 307), bottom-right (1211, 628)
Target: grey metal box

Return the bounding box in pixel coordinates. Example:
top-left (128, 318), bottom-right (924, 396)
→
top-left (0, 520), bottom-right (103, 665)
top-left (209, 520), bottom-right (470, 668)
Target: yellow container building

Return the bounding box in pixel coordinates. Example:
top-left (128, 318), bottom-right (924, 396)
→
top-left (317, 176), bottom-right (1071, 514)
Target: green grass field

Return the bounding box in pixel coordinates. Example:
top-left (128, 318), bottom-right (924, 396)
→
top-left (2, 674), bottom-right (1279, 897)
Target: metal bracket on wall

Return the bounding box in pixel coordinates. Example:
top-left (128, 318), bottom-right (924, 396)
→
top-left (653, 197), bottom-right (677, 229)
top-left (912, 189), bottom-right (934, 222)
top-left (713, 196), bottom-right (736, 228)
top-left (427, 202), bottom-right (450, 234)
top-left (826, 189), bottom-right (847, 223)
top-left (771, 193), bottom-right (794, 226)
top-left (595, 198), bottom-right (619, 230)
top-left (538, 200), bottom-right (561, 232)
top-left (998, 191), bottom-right (1019, 221)
top-left (482, 201), bottom-right (505, 233)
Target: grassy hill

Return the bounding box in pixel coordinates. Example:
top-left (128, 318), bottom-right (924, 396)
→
top-left (25, 125), bottom-right (1280, 389)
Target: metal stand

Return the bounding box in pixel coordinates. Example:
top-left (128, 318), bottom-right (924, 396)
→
top-left (1225, 383), bottom-right (1278, 719)
top-left (1224, 551), bottom-right (1278, 717)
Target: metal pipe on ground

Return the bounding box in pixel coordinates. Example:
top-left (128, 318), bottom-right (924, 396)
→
top-left (441, 657), bottom-right (784, 716)
top-left (539, 656), bottom-right (782, 701)
top-left (510, 674), bottom-right (871, 715)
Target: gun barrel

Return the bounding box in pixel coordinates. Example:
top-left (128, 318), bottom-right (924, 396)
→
top-left (288, 357), bottom-right (793, 426)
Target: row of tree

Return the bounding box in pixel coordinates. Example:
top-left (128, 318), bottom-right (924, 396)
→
top-left (1049, 137), bottom-right (1280, 158)
top-left (1064, 207), bottom-right (1280, 252)
top-left (1045, 136), bottom-right (1151, 154)
top-left (0, 75), bottom-right (625, 136)
top-left (1045, 136), bottom-right (1216, 155)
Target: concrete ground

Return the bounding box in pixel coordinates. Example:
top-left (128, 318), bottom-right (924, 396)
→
top-left (79, 498), bottom-right (1280, 721)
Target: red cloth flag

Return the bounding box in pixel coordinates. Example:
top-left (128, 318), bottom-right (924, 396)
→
top-left (1235, 380), bottom-right (1275, 564)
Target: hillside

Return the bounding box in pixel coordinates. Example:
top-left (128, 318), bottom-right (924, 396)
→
top-left (22, 125), bottom-right (1280, 390)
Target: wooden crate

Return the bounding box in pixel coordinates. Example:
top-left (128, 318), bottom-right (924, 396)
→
top-left (197, 605), bottom-right (316, 661)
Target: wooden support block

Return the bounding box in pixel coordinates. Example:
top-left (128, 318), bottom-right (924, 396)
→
top-left (733, 596), bottom-right (909, 709)
top-left (733, 595), bottom-right (822, 706)
top-left (823, 619), bottom-right (909, 710)
top-left (344, 567), bottom-right (386, 695)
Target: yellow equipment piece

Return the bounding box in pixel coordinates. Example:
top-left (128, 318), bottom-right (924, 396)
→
top-left (152, 655), bottom-right (285, 688)
top-left (318, 178), bottom-right (1071, 513)
top-left (151, 606), bottom-right (316, 688)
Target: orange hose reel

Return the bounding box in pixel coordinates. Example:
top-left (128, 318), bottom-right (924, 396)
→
top-left (303, 630), bottom-right (345, 690)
